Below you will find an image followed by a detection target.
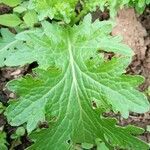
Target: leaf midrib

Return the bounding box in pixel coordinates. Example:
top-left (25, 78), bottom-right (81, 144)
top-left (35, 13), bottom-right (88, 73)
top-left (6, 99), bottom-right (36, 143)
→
top-left (67, 35), bottom-right (83, 114)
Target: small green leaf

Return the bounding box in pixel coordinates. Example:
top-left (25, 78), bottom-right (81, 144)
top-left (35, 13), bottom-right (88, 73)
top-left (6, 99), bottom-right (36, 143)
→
top-left (0, 14), bottom-right (22, 27)
top-left (13, 6), bottom-right (27, 13)
top-left (16, 127), bottom-right (25, 136)
top-left (1, 0), bottom-right (22, 7)
top-left (10, 134), bottom-right (18, 139)
top-left (81, 143), bottom-right (93, 149)
top-left (97, 142), bottom-right (109, 150)
top-left (31, 0), bottom-right (78, 23)
top-left (11, 127), bottom-right (25, 139)
top-left (146, 0), bottom-right (150, 4)
top-left (0, 131), bottom-right (7, 150)
top-left (23, 10), bottom-right (38, 27)
top-left (138, 0), bottom-right (145, 8)
top-left (125, 125), bottom-right (145, 135)
top-left (147, 125), bottom-right (150, 132)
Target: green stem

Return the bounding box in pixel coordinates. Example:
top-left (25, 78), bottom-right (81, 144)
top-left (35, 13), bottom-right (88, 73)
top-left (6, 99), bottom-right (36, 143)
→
top-left (71, 6), bottom-right (89, 26)
top-left (76, 8), bottom-right (88, 23)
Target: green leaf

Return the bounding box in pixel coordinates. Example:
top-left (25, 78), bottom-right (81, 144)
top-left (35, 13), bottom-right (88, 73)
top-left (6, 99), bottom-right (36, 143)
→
top-left (23, 10), bottom-right (38, 27)
top-left (16, 127), bottom-right (25, 137)
top-left (0, 131), bottom-right (7, 150)
top-left (11, 127), bottom-right (25, 139)
top-left (4, 15), bottom-right (149, 149)
top-left (1, 0), bottom-right (22, 7)
top-left (146, 0), bottom-right (150, 4)
top-left (2, 15), bottom-right (133, 68)
top-left (147, 125), bottom-right (150, 132)
top-left (30, 0), bottom-right (78, 23)
top-left (81, 143), bottom-right (93, 149)
top-left (0, 14), bottom-right (22, 27)
top-left (97, 142), bottom-right (109, 150)
top-left (0, 28), bottom-right (17, 67)
top-left (124, 125), bottom-right (145, 135)
top-left (13, 6), bottom-right (27, 13)
top-left (128, 0), bottom-right (148, 14)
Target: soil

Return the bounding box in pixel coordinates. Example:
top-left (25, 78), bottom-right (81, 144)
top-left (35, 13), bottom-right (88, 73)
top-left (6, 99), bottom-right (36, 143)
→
top-left (0, 4), bottom-right (150, 150)
top-left (0, 4), bottom-right (11, 15)
top-left (112, 8), bottom-right (150, 90)
top-left (112, 7), bottom-right (150, 142)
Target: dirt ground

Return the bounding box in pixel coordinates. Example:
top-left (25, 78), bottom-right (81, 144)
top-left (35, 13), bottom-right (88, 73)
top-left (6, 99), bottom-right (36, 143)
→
top-left (112, 8), bottom-right (150, 90)
top-left (112, 7), bottom-right (150, 142)
top-left (0, 5), bottom-right (150, 150)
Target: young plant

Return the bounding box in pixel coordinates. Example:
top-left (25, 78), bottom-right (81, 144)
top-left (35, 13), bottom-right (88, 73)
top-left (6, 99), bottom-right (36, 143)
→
top-left (0, 0), bottom-right (150, 150)
top-left (10, 127), bottom-right (26, 149)
top-left (0, 0), bottom-right (149, 27)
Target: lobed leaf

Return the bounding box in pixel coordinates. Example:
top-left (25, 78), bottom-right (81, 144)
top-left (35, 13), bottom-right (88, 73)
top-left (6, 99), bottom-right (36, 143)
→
top-left (4, 15), bottom-right (150, 149)
top-left (30, 0), bottom-right (79, 23)
top-left (1, 15), bottom-right (133, 69)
